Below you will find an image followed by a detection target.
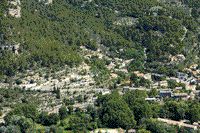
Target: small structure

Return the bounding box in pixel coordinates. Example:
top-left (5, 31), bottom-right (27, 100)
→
top-left (157, 118), bottom-right (198, 131)
top-left (144, 73), bottom-right (152, 81)
top-left (145, 97), bottom-right (157, 102)
top-left (190, 64), bottom-right (198, 70)
top-left (185, 84), bottom-right (196, 91)
top-left (39, 0), bottom-right (53, 5)
top-left (0, 43), bottom-right (20, 55)
top-left (159, 90), bottom-right (173, 98)
top-left (173, 93), bottom-right (188, 100)
top-left (123, 86), bottom-right (130, 91)
top-left (151, 82), bottom-right (159, 88)
top-left (102, 90), bottom-right (111, 95)
top-left (123, 86), bottom-right (146, 91)
top-left (126, 129), bottom-right (136, 133)
top-left (176, 72), bottom-right (188, 79)
top-left (176, 54), bottom-right (186, 61)
top-left (170, 77), bottom-right (180, 83)
top-left (159, 80), bottom-right (168, 87)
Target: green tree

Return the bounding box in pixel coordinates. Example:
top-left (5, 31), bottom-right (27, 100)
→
top-left (4, 106), bottom-right (23, 125)
top-left (127, 60), bottom-right (143, 72)
top-left (149, 88), bottom-right (158, 97)
top-left (68, 114), bottom-right (92, 132)
top-left (21, 104), bottom-right (39, 122)
top-left (163, 101), bottom-right (188, 121)
top-left (100, 91), bottom-right (136, 130)
top-left (186, 101), bottom-right (200, 124)
top-left (47, 113), bottom-right (59, 126)
top-left (76, 95), bottom-right (84, 103)
top-left (4, 125), bottom-right (21, 133)
top-left (123, 90), bottom-right (151, 122)
top-left (139, 77), bottom-right (150, 87)
top-left (0, 111), bottom-right (2, 116)
top-left (56, 88), bottom-right (61, 99)
top-left (9, 115), bottom-right (34, 133)
top-left (49, 125), bottom-right (65, 133)
top-left (59, 106), bottom-right (68, 120)
top-left (68, 106), bottom-right (74, 115)
top-left (130, 73), bottom-right (138, 83)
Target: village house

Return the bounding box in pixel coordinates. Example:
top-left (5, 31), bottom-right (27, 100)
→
top-left (126, 129), bottom-right (136, 133)
top-left (123, 86), bottom-right (146, 91)
top-left (118, 69), bottom-right (128, 74)
top-left (185, 84), bottom-right (196, 91)
top-left (176, 72), bottom-right (188, 79)
top-left (119, 62), bottom-right (126, 68)
top-left (151, 82), bottom-right (159, 88)
top-left (125, 81), bottom-right (131, 84)
top-left (194, 90), bottom-right (200, 97)
top-left (123, 86), bottom-right (130, 91)
top-left (39, 0), bottom-right (53, 5)
top-left (137, 73), bottom-right (145, 78)
top-left (145, 97), bottom-right (158, 102)
top-left (133, 71), bottom-right (145, 78)
top-left (144, 73), bottom-right (152, 81)
top-left (111, 73), bottom-right (118, 78)
top-left (159, 90), bottom-right (173, 98)
top-left (107, 62), bottom-right (115, 70)
top-left (6, 1), bottom-right (21, 18)
top-left (176, 54), bottom-right (186, 61)
top-left (190, 64), bottom-right (198, 70)
top-left (102, 90), bottom-right (111, 95)
top-left (159, 80), bottom-right (168, 87)
top-left (173, 93), bottom-right (188, 100)
top-left (169, 56), bottom-right (177, 62)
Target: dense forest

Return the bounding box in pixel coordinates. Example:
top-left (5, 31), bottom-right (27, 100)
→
top-left (0, 0), bottom-right (199, 78)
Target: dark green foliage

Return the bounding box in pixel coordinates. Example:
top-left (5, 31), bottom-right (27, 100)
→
top-left (137, 129), bottom-right (151, 133)
top-left (4, 104), bottom-right (39, 125)
top-left (98, 91), bottom-right (136, 130)
top-left (140, 118), bottom-right (178, 133)
top-left (49, 125), bottom-right (65, 133)
top-left (150, 103), bottom-right (161, 118)
top-left (130, 73), bottom-right (138, 83)
top-left (16, 79), bottom-right (23, 85)
top-left (196, 86), bottom-right (200, 90)
top-left (21, 104), bottom-right (39, 122)
top-left (180, 0), bottom-right (200, 8)
top-left (149, 88), bottom-right (158, 97)
top-left (168, 80), bottom-right (185, 89)
top-left (151, 75), bottom-right (166, 81)
top-left (127, 60), bottom-right (143, 72)
top-left (162, 101), bottom-right (188, 121)
top-left (68, 113), bottom-right (94, 132)
top-left (186, 101), bottom-right (200, 124)
top-left (63, 98), bottom-right (74, 106)
top-left (38, 112), bottom-right (59, 126)
top-left (139, 77), bottom-right (151, 87)
top-left (123, 90), bottom-right (151, 122)
top-left (59, 106), bottom-right (68, 120)
top-left (68, 106), bottom-right (74, 115)
top-left (56, 88), bottom-right (61, 99)
top-left (4, 125), bottom-right (21, 133)
top-left (76, 95), bottom-right (84, 103)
